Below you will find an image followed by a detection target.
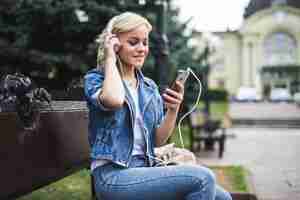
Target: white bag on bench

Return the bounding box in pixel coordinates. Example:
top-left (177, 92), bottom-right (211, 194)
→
top-left (154, 143), bottom-right (197, 166)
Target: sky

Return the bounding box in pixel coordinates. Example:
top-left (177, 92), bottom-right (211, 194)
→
top-left (173, 0), bottom-right (251, 32)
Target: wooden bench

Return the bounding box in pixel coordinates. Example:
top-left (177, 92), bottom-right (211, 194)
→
top-left (0, 101), bottom-right (91, 199)
top-left (188, 110), bottom-right (227, 158)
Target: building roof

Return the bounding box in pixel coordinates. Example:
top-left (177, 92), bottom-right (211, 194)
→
top-left (244, 0), bottom-right (300, 18)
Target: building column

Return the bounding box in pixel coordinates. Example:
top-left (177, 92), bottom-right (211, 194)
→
top-left (252, 39), bottom-right (263, 95)
top-left (242, 38), bottom-right (252, 87)
top-left (242, 34), bottom-right (262, 95)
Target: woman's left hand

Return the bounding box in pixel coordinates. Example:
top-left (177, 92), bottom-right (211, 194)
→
top-left (162, 81), bottom-right (184, 112)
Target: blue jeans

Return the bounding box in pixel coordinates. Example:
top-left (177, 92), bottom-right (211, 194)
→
top-left (92, 155), bottom-right (232, 200)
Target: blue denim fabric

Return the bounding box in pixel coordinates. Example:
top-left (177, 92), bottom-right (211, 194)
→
top-left (84, 68), bottom-right (165, 167)
top-left (93, 156), bottom-right (232, 200)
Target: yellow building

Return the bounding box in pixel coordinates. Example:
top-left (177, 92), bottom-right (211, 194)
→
top-left (193, 0), bottom-right (300, 98)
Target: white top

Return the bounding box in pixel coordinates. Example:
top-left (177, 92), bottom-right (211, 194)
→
top-left (126, 82), bottom-right (147, 156)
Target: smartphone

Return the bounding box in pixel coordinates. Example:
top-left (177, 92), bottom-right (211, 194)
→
top-left (171, 69), bottom-right (190, 91)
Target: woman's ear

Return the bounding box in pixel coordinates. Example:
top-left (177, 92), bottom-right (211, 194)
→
top-left (114, 43), bottom-right (122, 53)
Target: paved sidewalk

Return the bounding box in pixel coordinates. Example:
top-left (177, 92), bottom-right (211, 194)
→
top-left (197, 127), bottom-right (300, 200)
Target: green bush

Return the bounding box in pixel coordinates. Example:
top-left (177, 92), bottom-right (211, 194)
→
top-left (207, 89), bottom-right (228, 102)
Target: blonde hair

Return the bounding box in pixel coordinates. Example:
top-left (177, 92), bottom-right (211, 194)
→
top-left (96, 12), bottom-right (152, 74)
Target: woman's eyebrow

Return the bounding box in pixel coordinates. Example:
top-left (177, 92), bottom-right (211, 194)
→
top-left (128, 36), bottom-right (148, 41)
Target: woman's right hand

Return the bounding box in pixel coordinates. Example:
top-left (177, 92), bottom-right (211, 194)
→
top-left (104, 33), bottom-right (121, 62)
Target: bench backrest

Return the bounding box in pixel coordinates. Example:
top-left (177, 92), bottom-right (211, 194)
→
top-left (0, 101), bottom-right (90, 199)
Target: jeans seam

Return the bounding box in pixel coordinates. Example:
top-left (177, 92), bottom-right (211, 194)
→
top-left (101, 175), bottom-right (203, 188)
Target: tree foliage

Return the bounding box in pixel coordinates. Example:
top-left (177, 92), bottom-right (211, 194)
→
top-left (0, 0), bottom-right (203, 91)
top-left (165, 7), bottom-right (210, 106)
top-left (0, 0), bottom-right (120, 89)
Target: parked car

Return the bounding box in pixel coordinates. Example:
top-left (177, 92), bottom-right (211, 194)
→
top-left (269, 88), bottom-right (292, 102)
top-left (235, 87), bottom-right (261, 102)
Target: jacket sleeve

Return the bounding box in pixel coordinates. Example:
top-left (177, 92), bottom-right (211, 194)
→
top-left (84, 72), bottom-right (111, 111)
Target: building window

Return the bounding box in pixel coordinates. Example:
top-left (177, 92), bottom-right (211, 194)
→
top-left (264, 32), bottom-right (297, 66)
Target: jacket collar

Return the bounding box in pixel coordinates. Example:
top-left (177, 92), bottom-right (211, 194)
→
top-left (87, 67), bottom-right (155, 90)
top-left (135, 69), bottom-right (155, 90)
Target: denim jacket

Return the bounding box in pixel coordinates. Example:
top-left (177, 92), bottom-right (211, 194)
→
top-left (84, 68), bottom-right (165, 167)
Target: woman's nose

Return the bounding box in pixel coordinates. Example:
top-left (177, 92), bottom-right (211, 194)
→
top-left (136, 42), bottom-right (147, 51)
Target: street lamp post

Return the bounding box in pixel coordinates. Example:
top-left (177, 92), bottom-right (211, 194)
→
top-left (124, 0), bottom-right (170, 90)
top-left (153, 0), bottom-right (170, 91)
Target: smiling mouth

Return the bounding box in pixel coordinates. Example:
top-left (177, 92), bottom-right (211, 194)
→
top-left (134, 56), bottom-right (144, 60)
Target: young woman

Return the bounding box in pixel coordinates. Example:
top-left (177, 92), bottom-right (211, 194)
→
top-left (84, 12), bottom-right (232, 200)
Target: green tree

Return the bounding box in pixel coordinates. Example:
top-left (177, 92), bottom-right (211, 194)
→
top-left (165, 7), bottom-right (209, 108)
top-left (0, 0), bottom-right (203, 93)
top-left (0, 0), bottom-right (120, 89)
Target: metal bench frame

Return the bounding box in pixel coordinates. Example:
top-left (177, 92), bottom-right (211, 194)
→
top-left (189, 111), bottom-right (227, 158)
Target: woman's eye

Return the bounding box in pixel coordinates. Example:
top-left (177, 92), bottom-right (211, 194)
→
top-left (128, 40), bottom-right (148, 46)
top-left (128, 40), bottom-right (138, 46)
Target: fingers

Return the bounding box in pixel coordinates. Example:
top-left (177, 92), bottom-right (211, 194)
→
top-left (163, 88), bottom-right (183, 103)
top-left (104, 33), bottom-right (121, 52)
top-left (104, 33), bottom-right (117, 43)
top-left (162, 88), bottom-right (184, 109)
top-left (162, 93), bottom-right (182, 104)
top-left (164, 81), bottom-right (184, 100)
top-left (106, 36), bottom-right (120, 48)
top-left (172, 81), bottom-right (184, 93)
top-left (162, 81), bottom-right (185, 111)
top-left (175, 81), bottom-right (184, 93)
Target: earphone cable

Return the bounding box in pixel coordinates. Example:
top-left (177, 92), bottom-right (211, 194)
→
top-left (177, 67), bottom-right (202, 149)
top-left (146, 67), bottom-right (202, 165)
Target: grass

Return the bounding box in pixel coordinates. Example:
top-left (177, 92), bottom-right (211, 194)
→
top-left (211, 166), bottom-right (249, 192)
top-left (17, 169), bottom-right (92, 200)
top-left (170, 124), bottom-right (192, 149)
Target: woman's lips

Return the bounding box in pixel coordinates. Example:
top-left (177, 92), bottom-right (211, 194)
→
top-left (133, 56), bottom-right (145, 61)
top-left (134, 55), bottom-right (145, 58)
